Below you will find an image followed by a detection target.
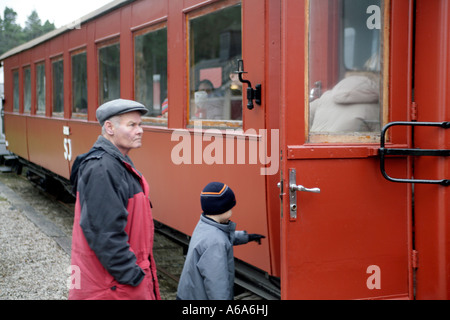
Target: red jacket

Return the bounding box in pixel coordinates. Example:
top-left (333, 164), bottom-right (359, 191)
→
top-left (68, 136), bottom-right (160, 300)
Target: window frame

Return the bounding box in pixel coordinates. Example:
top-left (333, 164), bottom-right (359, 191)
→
top-left (70, 48), bottom-right (88, 120)
top-left (133, 21), bottom-right (168, 127)
top-left (23, 65), bottom-right (31, 114)
top-left (97, 39), bottom-right (121, 106)
top-left (51, 56), bottom-right (64, 117)
top-left (305, 0), bottom-right (390, 144)
top-left (186, 0), bottom-right (243, 129)
top-left (12, 69), bottom-right (19, 112)
top-left (35, 61), bottom-right (46, 115)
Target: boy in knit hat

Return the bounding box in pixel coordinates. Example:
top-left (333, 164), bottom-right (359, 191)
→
top-left (177, 182), bottom-right (265, 300)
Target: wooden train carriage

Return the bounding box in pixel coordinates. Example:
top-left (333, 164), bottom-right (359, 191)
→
top-left (0, 0), bottom-right (281, 298)
top-left (1, 0), bottom-right (449, 300)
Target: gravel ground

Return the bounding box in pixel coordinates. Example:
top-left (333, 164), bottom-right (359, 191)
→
top-left (0, 180), bottom-right (70, 300)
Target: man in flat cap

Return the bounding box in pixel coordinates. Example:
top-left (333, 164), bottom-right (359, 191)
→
top-left (69, 99), bottom-right (161, 300)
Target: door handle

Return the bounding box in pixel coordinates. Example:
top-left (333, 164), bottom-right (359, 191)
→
top-left (290, 184), bottom-right (321, 193)
top-left (288, 169), bottom-right (320, 220)
top-left (234, 59), bottom-right (262, 110)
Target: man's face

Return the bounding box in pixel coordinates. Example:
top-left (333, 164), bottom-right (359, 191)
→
top-left (109, 111), bottom-right (143, 155)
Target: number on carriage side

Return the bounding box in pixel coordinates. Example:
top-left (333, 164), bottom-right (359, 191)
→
top-left (64, 138), bottom-right (72, 161)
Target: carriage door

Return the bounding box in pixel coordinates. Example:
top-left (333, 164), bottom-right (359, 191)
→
top-left (280, 0), bottom-right (413, 299)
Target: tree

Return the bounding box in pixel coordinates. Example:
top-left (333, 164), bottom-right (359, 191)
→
top-left (23, 10), bottom-right (56, 42)
top-left (0, 7), bottom-right (24, 55)
top-left (23, 10), bottom-right (42, 41)
top-left (42, 20), bottom-right (56, 34)
top-left (0, 7), bottom-right (56, 56)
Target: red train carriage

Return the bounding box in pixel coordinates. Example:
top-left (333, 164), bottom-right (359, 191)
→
top-left (1, 0), bottom-right (449, 299)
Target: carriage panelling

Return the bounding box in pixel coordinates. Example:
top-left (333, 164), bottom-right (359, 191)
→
top-left (1, 0), bottom-right (275, 277)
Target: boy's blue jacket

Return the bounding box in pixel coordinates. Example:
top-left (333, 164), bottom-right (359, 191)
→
top-left (177, 214), bottom-right (249, 300)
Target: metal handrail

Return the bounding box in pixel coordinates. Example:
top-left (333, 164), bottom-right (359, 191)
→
top-left (379, 121), bottom-right (450, 186)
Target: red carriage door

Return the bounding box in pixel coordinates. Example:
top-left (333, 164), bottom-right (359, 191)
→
top-left (280, 0), bottom-right (414, 299)
top-left (412, 0), bottom-right (450, 299)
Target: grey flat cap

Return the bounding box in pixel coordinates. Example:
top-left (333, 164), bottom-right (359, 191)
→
top-left (96, 99), bottom-right (148, 126)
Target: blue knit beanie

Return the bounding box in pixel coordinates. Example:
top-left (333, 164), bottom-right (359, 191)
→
top-left (200, 182), bottom-right (236, 215)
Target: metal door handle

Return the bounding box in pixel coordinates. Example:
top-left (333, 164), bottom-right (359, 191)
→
top-left (290, 184), bottom-right (321, 193)
top-left (234, 59), bottom-right (262, 110)
top-left (288, 169), bottom-right (320, 220)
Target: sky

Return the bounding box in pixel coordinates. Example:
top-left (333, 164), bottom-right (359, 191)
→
top-left (0, 0), bottom-right (113, 84)
top-left (0, 0), bottom-right (113, 28)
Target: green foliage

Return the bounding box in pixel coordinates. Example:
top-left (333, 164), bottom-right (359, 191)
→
top-left (0, 7), bottom-right (56, 56)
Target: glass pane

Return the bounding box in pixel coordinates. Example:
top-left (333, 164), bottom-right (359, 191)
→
top-left (36, 63), bottom-right (46, 113)
top-left (52, 59), bottom-right (64, 115)
top-left (308, 0), bottom-right (384, 142)
top-left (72, 51), bottom-right (88, 116)
top-left (189, 3), bottom-right (242, 123)
top-left (24, 67), bottom-right (31, 113)
top-left (134, 27), bottom-right (168, 119)
top-left (13, 71), bottom-right (19, 112)
top-left (99, 43), bottom-right (120, 105)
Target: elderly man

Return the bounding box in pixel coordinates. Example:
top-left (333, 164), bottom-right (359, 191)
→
top-left (69, 99), bottom-right (160, 300)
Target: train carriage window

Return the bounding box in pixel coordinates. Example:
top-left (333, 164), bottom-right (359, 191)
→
top-left (52, 57), bottom-right (64, 117)
top-left (24, 66), bottom-right (31, 113)
top-left (188, 0), bottom-right (242, 127)
top-left (36, 62), bottom-right (46, 114)
top-left (134, 24), bottom-right (168, 125)
top-left (71, 50), bottom-right (88, 118)
top-left (308, 0), bottom-right (388, 143)
top-left (13, 70), bottom-right (19, 112)
top-left (98, 41), bottom-right (120, 105)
